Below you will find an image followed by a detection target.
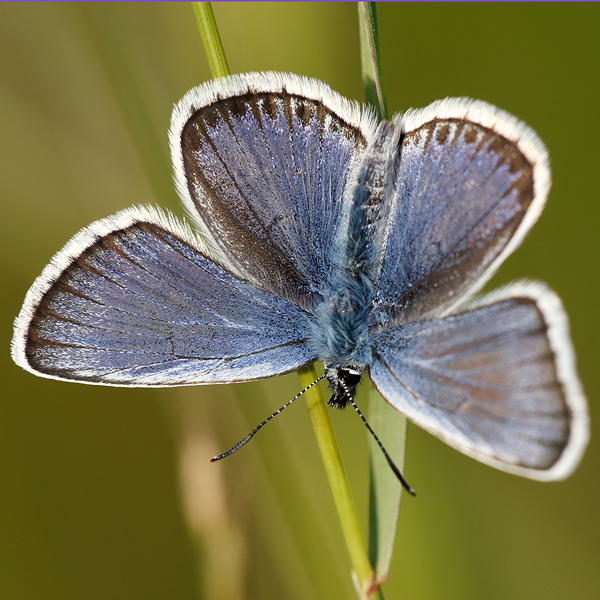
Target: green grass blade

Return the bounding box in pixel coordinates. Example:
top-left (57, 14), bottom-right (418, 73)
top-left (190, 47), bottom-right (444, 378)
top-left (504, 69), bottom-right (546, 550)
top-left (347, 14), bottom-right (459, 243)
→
top-left (367, 384), bottom-right (407, 584)
top-left (192, 2), bottom-right (230, 78)
top-left (193, 5), bottom-right (385, 596)
top-left (359, 1), bottom-right (407, 587)
top-left (299, 365), bottom-right (384, 599)
top-left (358, 2), bottom-right (387, 120)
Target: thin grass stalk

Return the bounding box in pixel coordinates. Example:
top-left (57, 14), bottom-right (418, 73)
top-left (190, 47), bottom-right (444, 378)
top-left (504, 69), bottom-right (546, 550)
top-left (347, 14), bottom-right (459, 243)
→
top-left (193, 3), bottom-right (382, 597)
top-left (299, 366), bottom-right (382, 599)
top-left (359, 2), bottom-right (407, 591)
top-left (192, 2), bottom-right (230, 78)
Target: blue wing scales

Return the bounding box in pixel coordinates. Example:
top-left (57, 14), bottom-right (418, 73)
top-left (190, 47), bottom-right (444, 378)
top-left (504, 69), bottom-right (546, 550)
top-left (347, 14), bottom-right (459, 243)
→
top-left (373, 99), bottom-right (550, 324)
top-left (369, 283), bottom-right (588, 480)
top-left (171, 72), bottom-right (377, 306)
top-left (13, 207), bottom-right (316, 386)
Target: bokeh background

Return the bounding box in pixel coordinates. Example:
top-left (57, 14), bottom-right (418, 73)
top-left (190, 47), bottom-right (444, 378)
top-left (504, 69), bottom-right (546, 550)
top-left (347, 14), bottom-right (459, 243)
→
top-left (1, 3), bottom-right (599, 599)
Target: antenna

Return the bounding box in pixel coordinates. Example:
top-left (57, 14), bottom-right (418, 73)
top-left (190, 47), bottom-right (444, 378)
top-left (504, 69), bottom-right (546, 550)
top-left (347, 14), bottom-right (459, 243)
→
top-left (339, 379), bottom-right (416, 496)
top-left (211, 375), bottom-right (326, 462)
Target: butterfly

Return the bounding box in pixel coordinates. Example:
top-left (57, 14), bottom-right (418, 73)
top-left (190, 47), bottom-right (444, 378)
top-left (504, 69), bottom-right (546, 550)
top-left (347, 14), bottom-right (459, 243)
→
top-left (11, 72), bottom-right (588, 482)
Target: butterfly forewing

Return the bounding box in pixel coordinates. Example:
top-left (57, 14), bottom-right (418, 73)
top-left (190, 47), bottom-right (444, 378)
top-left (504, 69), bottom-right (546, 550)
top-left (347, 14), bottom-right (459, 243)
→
top-left (374, 99), bottom-right (549, 324)
top-left (369, 282), bottom-right (588, 479)
top-left (13, 207), bottom-right (315, 386)
top-left (172, 72), bottom-right (377, 306)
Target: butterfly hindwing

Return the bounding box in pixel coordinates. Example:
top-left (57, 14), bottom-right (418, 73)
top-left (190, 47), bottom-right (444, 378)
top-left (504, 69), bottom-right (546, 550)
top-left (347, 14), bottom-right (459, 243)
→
top-left (369, 282), bottom-right (588, 480)
top-left (12, 206), bottom-right (315, 386)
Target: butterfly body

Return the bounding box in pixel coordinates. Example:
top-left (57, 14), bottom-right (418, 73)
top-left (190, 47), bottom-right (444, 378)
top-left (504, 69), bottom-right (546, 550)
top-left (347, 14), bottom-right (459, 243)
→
top-left (312, 121), bottom-right (404, 406)
top-left (12, 72), bottom-right (588, 482)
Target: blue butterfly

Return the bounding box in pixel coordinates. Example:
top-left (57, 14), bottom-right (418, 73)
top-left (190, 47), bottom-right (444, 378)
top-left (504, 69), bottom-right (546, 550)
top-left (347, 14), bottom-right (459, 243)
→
top-left (12, 72), bottom-right (588, 482)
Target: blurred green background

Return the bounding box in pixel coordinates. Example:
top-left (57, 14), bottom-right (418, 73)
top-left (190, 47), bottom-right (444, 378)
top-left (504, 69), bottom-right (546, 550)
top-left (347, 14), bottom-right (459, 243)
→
top-left (1, 3), bottom-right (599, 599)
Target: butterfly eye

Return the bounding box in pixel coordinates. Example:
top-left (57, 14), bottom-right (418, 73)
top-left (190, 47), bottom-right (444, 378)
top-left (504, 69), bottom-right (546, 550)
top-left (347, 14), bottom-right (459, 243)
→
top-left (338, 368), bottom-right (362, 387)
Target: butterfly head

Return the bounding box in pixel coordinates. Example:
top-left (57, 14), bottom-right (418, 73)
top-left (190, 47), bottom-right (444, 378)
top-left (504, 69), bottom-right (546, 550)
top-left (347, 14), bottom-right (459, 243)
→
top-left (324, 364), bottom-right (363, 409)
